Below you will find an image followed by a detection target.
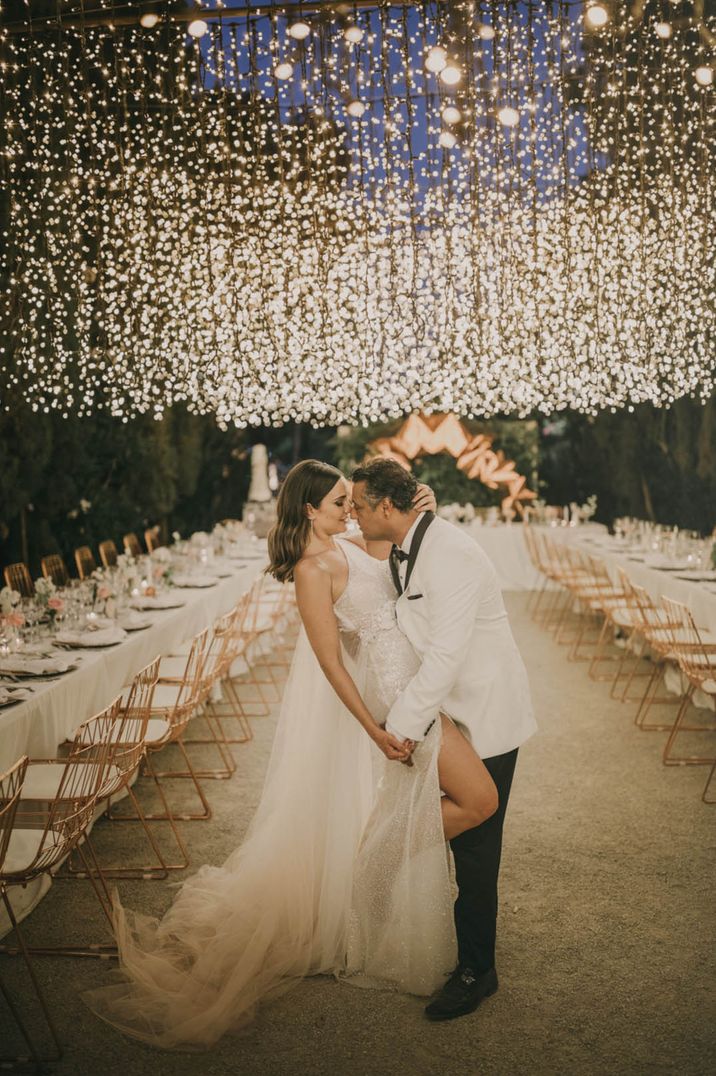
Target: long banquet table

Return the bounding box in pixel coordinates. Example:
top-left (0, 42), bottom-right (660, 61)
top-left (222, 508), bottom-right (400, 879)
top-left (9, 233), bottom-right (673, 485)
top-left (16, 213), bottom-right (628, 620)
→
top-left (555, 529), bottom-right (716, 635)
top-left (0, 556), bottom-right (267, 773)
top-left (0, 553), bottom-right (268, 934)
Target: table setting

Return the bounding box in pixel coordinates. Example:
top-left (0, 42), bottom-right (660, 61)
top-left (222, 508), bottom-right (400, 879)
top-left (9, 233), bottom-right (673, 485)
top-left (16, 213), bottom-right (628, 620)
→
top-left (0, 526), bottom-right (269, 773)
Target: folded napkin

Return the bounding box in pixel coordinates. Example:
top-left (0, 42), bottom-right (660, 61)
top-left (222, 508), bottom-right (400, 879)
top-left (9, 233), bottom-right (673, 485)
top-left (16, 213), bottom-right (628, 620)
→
top-left (55, 626), bottom-right (128, 648)
top-left (0, 654), bottom-right (76, 676)
top-left (0, 686), bottom-right (32, 707)
top-left (131, 594), bottom-right (185, 611)
top-left (171, 574), bottom-right (219, 588)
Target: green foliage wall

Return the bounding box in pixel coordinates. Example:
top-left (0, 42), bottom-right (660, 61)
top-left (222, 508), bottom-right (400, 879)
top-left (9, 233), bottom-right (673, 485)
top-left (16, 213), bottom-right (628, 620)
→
top-left (538, 395), bottom-right (716, 534)
top-left (0, 404), bottom-right (251, 574)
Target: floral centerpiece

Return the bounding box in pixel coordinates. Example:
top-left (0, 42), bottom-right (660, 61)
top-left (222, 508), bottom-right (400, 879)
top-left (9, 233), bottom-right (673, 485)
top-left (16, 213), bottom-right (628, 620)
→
top-left (0, 586), bottom-right (24, 628)
top-left (34, 576), bottom-right (65, 620)
top-left (90, 568), bottom-right (118, 614)
top-left (437, 502), bottom-right (477, 524)
top-left (569, 495), bottom-right (598, 525)
top-left (150, 544), bottom-right (174, 585)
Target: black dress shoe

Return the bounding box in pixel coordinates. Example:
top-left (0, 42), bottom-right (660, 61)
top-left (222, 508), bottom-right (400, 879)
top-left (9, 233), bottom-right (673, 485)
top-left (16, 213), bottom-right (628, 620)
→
top-left (424, 965), bottom-right (498, 1022)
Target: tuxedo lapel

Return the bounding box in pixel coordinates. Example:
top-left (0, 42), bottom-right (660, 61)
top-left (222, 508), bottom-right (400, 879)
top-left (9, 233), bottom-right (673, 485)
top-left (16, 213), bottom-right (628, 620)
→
top-left (388, 546), bottom-right (404, 595)
top-left (404, 511), bottom-right (435, 592)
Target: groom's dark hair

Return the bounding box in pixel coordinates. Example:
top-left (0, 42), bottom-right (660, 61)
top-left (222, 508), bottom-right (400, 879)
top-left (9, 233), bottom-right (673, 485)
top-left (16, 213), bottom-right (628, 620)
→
top-left (351, 458), bottom-right (418, 513)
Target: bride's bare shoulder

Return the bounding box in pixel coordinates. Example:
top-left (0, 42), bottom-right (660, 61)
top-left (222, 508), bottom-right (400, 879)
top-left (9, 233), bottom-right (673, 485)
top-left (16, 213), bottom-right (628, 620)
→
top-left (294, 549), bottom-right (341, 588)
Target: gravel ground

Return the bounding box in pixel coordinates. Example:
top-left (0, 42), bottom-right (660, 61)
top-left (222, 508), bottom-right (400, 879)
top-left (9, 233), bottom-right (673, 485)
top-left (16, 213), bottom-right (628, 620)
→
top-left (2, 592), bottom-right (714, 1076)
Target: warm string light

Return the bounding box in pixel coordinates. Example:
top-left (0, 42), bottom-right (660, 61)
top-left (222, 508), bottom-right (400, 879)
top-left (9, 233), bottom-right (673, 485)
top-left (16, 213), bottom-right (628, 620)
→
top-left (0, 1), bottom-right (714, 428)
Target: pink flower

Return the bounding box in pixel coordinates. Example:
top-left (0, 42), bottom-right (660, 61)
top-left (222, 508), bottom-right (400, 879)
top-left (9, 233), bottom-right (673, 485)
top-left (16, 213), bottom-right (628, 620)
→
top-left (97, 585), bottom-right (111, 600)
top-left (48, 597), bottom-right (65, 612)
top-left (1, 611), bottom-right (25, 628)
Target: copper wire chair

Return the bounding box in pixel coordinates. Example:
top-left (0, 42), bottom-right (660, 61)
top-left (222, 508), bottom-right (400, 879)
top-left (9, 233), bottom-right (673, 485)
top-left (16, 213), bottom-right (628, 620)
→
top-left (61, 659), bottom-right (181, 879)
top-left (98, 539), bottom-right (119, 569)
top-left (144, 525), bottom-right (163, 552)
top-left (2, 563), bottom-right (35, 599)
top-left (0, 722), bottom-right (120, 995)
top-left (0, 756), bottom-right (63, 1068)
top-left (108, 630), bottom-right (212, 869)
top-left (626, 584), bottom-right (689, 731)
top-left (40, 553), bottom-right (69, 588)
top-left (659, 597), bottom-right (716, 772)
top-left (122, 532), bottom-right (143, 558)
top-left (74, 545), bottom-right (97, 580)
top-left (157, 611), bottom-right (240, 780)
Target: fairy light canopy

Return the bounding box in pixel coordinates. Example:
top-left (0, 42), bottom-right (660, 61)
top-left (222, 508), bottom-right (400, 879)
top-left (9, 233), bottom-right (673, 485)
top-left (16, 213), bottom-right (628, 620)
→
top-left (0, 1), bottom-right (714, 427)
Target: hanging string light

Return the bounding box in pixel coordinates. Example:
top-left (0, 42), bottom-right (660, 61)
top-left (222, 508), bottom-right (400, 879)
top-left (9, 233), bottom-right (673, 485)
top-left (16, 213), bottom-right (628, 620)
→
top-left (0, 0), bottom-right (713, 428)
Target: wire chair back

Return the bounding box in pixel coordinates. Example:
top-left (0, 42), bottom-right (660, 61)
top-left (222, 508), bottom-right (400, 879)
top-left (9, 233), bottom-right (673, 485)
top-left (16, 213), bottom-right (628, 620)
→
top-left (74, 545), bottom-right (96, 580)
top-left (3, 562), bottom-right (34, 598)
top-left (41, 553), bottom-right (69, 588)
top-left (123, 532), bottom-right (143, 558)
top-left (0, 756), bottom-right (28, 873)
top-left (98, 539), bottom-right (119, 568)
top-left (144, 525), bottom-right (163, 552)
top-left (661, 597), bottom-right (715, 683)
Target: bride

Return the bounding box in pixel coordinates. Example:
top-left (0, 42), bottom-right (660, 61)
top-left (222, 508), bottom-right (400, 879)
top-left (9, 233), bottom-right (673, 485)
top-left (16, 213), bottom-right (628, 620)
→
top-left (85, 460), bottom-right (497, 1050)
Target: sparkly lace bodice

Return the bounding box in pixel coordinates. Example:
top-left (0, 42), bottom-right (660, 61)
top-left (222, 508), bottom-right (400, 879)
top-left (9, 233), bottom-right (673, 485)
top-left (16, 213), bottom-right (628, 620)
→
top-left (335, 538), bottom-right (419, 722)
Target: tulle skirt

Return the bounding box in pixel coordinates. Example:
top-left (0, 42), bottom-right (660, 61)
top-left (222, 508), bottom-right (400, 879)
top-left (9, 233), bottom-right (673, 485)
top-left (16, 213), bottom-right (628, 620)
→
top-left (83, 629), bottom-right (455, 1050)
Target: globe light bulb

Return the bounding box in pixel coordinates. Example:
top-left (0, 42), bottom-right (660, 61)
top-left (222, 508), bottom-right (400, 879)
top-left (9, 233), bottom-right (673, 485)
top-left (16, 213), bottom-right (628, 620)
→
top-left (655, 22), bottom-right (673, 39)
top-left (497, 106), bottom-right (520, 127)
top-left (288, 22), bottom-right (311, 41)
top-left (344, 25), bottom-right (364, 45)
top-left (695, 65), bottom-right (714, 87)
top-left (440, 64), bottom-right (462, 87)
top-left (425, 46), bottom-right (448, 74)
top-left (442, 105), bottom-right (462, 125)
top-left (139, 12), bottom-right (159, 29)
top-left (478, 25), bottom-right (495, 41)
top-left (585, 4), bottom-right (609, 29)
top-left (346, 99), bottom-right (366, 118)
top-left (274, 62), bottom-right (294, 81)
top-left (439, 130), bottom-right (457, 149)
top-left (187, 20), bottom-right (208, 39)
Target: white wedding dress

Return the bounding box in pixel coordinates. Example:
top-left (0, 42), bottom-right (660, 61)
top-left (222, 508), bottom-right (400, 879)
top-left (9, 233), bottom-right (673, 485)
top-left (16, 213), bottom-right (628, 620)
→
top-left (84, 537), bottom-right (456, 1050)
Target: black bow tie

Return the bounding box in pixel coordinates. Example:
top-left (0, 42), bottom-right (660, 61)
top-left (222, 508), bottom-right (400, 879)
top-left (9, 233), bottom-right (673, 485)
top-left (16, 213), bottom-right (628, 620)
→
top-left (391, 545), bottom-right (409, 563)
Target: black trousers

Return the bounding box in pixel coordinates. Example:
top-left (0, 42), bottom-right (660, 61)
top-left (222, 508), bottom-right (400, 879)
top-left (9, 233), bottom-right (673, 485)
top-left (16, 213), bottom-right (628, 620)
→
top-left (449, 747), bottom-right (518, 974)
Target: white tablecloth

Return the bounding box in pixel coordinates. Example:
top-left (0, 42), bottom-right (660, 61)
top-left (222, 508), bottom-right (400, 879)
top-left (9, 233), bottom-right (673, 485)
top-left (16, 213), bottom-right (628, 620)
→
top-left (459, 523), bottom-right (536, 591)
top-left (560, 531), bottom-right (716, 635)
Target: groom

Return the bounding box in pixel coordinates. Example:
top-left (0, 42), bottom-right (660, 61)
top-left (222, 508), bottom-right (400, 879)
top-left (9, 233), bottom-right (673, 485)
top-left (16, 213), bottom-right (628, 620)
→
top-left (350, 458), bottom-right (536, 1022)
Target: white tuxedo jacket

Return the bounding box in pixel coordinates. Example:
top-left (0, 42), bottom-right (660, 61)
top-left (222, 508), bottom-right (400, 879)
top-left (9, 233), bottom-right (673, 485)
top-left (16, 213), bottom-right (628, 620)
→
top-left (386, 515), bottom-right (536, 759)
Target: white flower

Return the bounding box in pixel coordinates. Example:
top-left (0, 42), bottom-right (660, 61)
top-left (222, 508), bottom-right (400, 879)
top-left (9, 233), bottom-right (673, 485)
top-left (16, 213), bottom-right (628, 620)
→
top-left (172, 530), bottom-right (181, 543)
top-left (80, 499), bottom-right (92, 513)
top-left (34, 576), bottom-right (57, 602)
top-left (151, 546), bottom-right (172, 563)
top-left (0, 586), bottom-right (21, 614)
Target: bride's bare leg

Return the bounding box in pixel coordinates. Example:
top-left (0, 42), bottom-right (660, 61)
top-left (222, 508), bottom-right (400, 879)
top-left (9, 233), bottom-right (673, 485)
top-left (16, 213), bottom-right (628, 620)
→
top-left (437, 716), bottom-right (498, 841)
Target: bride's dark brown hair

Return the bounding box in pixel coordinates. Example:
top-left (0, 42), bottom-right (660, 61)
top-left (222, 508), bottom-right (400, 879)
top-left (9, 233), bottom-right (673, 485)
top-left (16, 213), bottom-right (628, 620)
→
top-left (266, 459), bottom-right (345, 583)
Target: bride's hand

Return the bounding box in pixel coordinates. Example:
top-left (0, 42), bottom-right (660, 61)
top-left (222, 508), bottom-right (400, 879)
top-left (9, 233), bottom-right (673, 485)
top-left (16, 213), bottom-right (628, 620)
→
top-left (373, 727), bottom-right (413, 763)
top-left (413, 482), bottom-right (437, 514)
